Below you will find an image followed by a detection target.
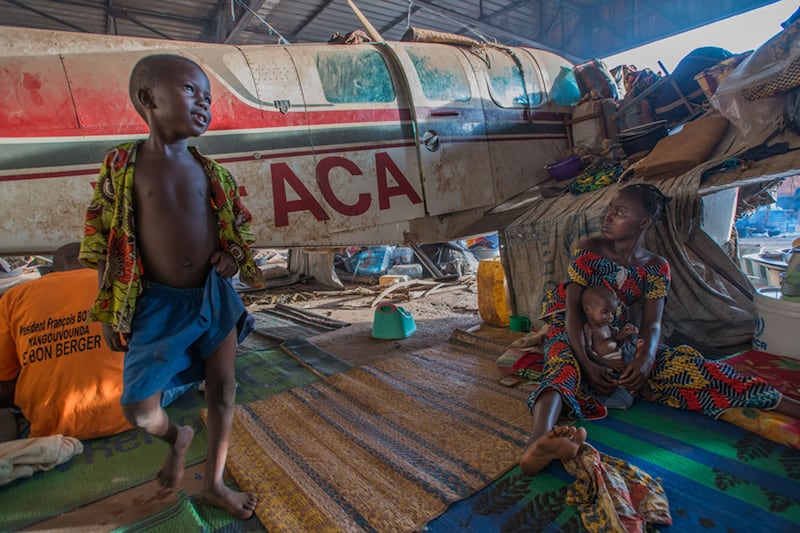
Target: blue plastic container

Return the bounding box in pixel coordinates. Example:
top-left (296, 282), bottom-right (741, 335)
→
top-left (345, 246), bottom-right (393, 275)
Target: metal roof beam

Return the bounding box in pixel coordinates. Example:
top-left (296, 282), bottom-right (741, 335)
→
top-left (411, 0), bottom-right (577, 60)
top-left (53, 0), bottom-right (206, 26)
top-left (379, 3), bottom-right (424, 36)
top-left (108, 6), bottom-right (175, 40)
top-left (223, 0), bottom-right (268, 44)
top-left (105, 0), bottom-right (117, 35)
top-left (3, 0), bottom-right (90, 33)
top-left (289, 0), bottom-right (336, 39)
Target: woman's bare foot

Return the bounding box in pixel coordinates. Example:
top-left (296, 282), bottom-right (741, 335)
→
top-left (157, 425), bottom-right (194, 490)
top-left (200, 484), bottom-right (257, 519)
top-left (519, 425), bottom-right (587, 475)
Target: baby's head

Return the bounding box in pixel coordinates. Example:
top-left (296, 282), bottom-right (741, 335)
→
top-left (128, 54), bottom-right (211, 127)
top-left (581, 285), bottom-right (618, 327)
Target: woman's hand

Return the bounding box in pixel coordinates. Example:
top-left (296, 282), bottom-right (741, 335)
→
top-left (603, 357), bottom-right (628, 374)
top-left (617, 339), bottom-right (654, 391)
top-left (209, 250), bottom-right (239, 278)
top-left (583, 361), bottom-right (619, 396)
top-left (102, 323), bottom-right (128, 352)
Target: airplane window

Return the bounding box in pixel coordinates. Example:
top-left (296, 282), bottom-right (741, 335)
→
top-left (406, 46), bottom-right (471, 102)
top-left (316, 49), bottom-right (395, 103)
top-left (485, 49), bottom-right (543, 108)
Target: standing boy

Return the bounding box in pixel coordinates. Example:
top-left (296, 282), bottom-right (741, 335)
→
top-left (80, 54), bottom-right (263, 519)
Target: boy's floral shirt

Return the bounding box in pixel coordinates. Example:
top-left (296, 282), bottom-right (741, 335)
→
top-left (79, 141), bottom-right (264, 333)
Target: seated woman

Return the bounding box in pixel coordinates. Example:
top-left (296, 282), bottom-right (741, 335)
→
top-left (521, 183), bottom-right (800, 475)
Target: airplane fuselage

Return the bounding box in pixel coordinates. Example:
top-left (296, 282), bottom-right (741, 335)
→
top-left (0, 27), bottom-right (574, 254)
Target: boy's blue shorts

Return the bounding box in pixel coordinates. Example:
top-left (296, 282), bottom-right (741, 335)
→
top-left (121, 269), bottom-right (253, 405)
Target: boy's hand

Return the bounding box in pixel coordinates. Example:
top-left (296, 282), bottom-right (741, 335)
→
top-left (620, 323), bottom-right (639, 337)
top-left (102, 323), bottom-right (128, 352)
top-left (209, 250), bottom-right (239, 278)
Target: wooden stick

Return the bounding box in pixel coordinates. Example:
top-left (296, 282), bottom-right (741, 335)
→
top-left (347, 0), bottom-right (383, 42)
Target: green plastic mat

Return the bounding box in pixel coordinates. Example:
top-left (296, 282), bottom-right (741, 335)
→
top-left (0, 348), bottom-right (318, 531)
top-left (112, 490), bottom-right (265, 533)
top-left (426, 401), bottom-right (800, 532)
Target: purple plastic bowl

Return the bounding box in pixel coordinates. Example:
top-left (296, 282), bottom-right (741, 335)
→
top-left (545, 154), bottom-right (582, 181)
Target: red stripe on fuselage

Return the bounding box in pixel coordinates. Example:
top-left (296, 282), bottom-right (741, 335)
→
top-left (4, 102), bottom-right (414, 138)
top-left (3, 96), bottom-right (564, 139)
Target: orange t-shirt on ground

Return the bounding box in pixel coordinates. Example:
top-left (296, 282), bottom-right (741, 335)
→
top-left (0, 269), bottom-right (133, 439)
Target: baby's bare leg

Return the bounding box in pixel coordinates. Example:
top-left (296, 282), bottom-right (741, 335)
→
top-left (122, 394), bottom-right (194, 490)
top-left (199, 329), bottom-right (256, 519)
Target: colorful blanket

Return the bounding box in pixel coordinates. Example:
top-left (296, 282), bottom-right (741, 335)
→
top-left (719, 350), bottom-right (800, 449)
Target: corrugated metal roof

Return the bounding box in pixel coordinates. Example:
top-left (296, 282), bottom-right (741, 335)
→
top-left (0, 0), bottom-right (783, 61)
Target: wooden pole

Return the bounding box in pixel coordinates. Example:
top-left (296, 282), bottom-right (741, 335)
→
top-left (346, 0), bottom-right (383, 42)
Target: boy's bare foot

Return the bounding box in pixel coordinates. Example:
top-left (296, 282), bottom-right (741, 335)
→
top-left (157, 425), bottom-right (194, 490)
top-left (519, 425), bottom-right (587, 475)
top-left (199, 485), bottom-right (257, 519)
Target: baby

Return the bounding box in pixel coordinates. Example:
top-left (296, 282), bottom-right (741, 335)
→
top-left (581, 286), bottom-right (642, 408)
top-left (581, 285), bottom-right (639, 367)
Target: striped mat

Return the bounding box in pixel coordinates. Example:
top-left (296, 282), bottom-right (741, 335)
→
top-left (427, 400), bottom-right (800, 532)
top-left (225, 342), bottom-right (531, 532)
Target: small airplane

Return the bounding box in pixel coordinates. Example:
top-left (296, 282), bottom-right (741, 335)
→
top-left (0, 16), bottom-right (576, 256)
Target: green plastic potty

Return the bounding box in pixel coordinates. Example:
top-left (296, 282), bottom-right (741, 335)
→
top-left (372, 301), bottom-right (417, 339)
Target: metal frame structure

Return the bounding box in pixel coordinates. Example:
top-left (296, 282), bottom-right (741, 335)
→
top-left (0, 0), bottom-right (782, 61)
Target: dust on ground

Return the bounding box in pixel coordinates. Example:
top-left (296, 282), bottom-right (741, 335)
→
top-left (239, 274), bottom-right (508, 367)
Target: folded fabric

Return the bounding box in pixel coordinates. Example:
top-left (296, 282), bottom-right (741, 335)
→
top-left (563, 442), bottom-right (672, 532)
top-left (634, 113), bottom-right (730, 180)
top-left (0, 434), bottom-right (83, 486)
top-left (496, 325), bottom-right (549, 379)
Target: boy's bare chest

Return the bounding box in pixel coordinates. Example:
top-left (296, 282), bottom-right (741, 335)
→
top-left (134, 158), bottom-right (210, 211)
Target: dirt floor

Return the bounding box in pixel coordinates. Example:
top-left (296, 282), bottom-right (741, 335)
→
top-left (240, 269), bottom-right (506, 367)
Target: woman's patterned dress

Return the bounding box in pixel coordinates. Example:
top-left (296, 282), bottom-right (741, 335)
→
top-left (530, 249), bottom-right (780, 420)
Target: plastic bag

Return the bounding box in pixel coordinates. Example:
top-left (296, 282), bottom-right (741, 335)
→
top-left (711, 19), bottom-right (800, 138)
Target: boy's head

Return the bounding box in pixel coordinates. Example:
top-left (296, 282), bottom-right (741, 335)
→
top-left (128, 54), bottom-right (211, 132)
top-left (581, 286), bottom-right (618, 327)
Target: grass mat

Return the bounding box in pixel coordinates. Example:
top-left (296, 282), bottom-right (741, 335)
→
top-left (225, 343), bottom-right (531, 532)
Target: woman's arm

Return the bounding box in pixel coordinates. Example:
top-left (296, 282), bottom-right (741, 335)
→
top-left (617, 296), bottom-right (663, 390)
